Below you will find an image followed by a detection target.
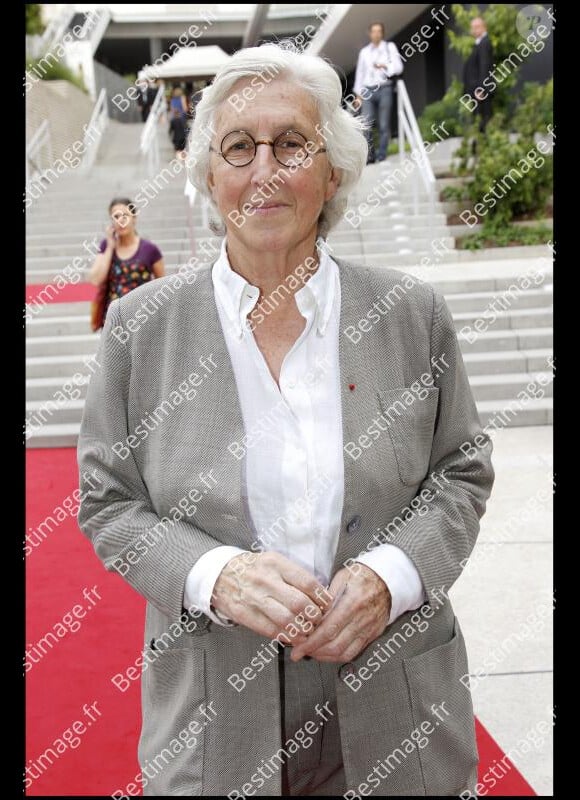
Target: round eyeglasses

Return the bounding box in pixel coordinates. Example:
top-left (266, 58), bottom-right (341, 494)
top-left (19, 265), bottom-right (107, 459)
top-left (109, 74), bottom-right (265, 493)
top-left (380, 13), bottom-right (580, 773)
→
top-left (110, 211), bottom-right (133, 222)
top-left (209, 129), bottom-right (327, 167)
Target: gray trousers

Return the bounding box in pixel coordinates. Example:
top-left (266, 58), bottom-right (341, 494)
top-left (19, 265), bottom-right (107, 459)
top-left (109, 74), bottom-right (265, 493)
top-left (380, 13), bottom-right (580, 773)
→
top-left (278, 646), bottom-right (346, 796)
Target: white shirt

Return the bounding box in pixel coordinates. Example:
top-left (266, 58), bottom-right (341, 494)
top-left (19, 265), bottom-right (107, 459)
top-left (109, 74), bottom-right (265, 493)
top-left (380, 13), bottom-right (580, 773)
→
top-left (183, 237), bottom-right (426, 627)
top-left (475, 32), bottom-right (488, 45)
top-left (353, 40), bottom-right (404, 97)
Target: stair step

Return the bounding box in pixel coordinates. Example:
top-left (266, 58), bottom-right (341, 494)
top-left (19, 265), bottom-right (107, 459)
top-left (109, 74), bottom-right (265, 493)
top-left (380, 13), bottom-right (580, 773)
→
top-left (457, 327), bottom-right (553, 353)
top-left (445, 288), bottom-right (552, 313)
top-left (26, 422), bottom-right (81, 448)
top-left (27, 353), bottom-right (101, 379)
top-left (477, 398), bottom-right (552, 427)
top-left (26, 398), bottom-right (85, 427)
top-left (463, 349), bottom-right (552, 376)
top-left (26, 375), bottom-right (93, 402)
top-left (454, 307), bottom-right (552, 332)
top-left (27, 315), bottom-right (93, 336)
top-left (469, 371), bottom-right (553, 401)
top-left (26, 302), bottom-right (90, 319)
top-left (26, 334), bottom-right (99, 357)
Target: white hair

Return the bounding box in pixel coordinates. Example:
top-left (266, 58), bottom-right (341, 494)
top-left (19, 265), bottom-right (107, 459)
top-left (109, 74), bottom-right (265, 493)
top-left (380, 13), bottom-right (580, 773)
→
top-left (186, 41), bottom-right (368, 238)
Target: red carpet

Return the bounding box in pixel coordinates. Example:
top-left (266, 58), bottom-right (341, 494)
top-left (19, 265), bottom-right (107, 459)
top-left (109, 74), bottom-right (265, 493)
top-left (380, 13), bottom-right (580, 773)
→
top-left (26, 283), bottom-right (95, 304)
top-left (26, 449), bottom-right (537, 796)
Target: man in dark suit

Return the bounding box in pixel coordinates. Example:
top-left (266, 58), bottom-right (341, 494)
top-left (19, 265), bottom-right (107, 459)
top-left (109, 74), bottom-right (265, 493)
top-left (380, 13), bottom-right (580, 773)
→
top-left (462, 17), bottom-right (493, 132)
top-left (138, 80), bottom-right (158, 123)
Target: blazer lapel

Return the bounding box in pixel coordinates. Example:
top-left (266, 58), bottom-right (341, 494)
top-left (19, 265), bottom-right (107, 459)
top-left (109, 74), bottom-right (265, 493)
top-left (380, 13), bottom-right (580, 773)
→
top-left (194, 267), bottom-right (255, 540)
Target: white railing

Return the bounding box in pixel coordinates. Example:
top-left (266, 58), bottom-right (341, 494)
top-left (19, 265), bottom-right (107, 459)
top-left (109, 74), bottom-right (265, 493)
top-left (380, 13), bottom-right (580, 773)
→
top-left (80, 88), bottom-right (108, 173)
top-left (396, 80), bottom-right (436, 216)
top-left (78, 6), bottom-right (111, 54)
top-left (26, 119), bottom-right (53, 186)
top-left (185, 178), bottom-right (210, 255)
top-left (140, 86), bottom-right (166, 175)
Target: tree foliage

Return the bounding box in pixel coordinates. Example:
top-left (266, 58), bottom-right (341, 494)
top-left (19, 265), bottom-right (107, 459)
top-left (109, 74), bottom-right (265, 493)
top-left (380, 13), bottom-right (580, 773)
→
top-left (26, 4), bottom-right (45, 35)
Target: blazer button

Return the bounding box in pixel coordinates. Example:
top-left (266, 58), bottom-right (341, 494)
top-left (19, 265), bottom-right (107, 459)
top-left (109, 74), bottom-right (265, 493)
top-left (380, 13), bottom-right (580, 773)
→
top-left (346, 515), bottom-right (361, 534)
top-left (339, 663), bottom-right (356, 681)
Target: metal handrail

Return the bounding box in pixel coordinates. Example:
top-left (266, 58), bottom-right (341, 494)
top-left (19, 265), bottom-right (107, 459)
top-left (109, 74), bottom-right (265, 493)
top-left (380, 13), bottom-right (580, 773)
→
top-left (79, 7), bottom-right (111, 54)
top-left (26, 119), bottom-right (53, 185)
top-left (396, 79), bottom-right (436, 215)
top-left (140, 86), bottom-right (166, 175)
top-left (81, 88), bottom-right (108, 173)
top-left (184, 178), bottom-right (210, 257)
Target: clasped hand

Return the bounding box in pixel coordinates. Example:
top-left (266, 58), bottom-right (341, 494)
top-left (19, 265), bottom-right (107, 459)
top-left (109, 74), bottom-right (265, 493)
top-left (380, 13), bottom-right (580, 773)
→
top-left (212, 551), bottom-right (392, 664)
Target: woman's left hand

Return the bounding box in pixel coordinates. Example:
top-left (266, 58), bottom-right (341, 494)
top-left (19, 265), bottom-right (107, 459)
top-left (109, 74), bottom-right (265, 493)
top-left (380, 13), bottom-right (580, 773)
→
top-left (289, 565), bottom-right (391, 663)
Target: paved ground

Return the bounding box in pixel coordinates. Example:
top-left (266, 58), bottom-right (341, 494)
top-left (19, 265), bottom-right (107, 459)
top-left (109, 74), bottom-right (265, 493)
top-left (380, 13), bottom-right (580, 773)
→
top-left (450, 425), bottom-right (553, 795)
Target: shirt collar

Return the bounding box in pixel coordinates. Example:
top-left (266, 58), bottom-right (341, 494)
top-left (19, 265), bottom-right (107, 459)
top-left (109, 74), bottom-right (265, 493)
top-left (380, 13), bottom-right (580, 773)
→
top-left (475, 32), bottom-right (487, 44)
top-left (211, 237), bottom-right (336, 340)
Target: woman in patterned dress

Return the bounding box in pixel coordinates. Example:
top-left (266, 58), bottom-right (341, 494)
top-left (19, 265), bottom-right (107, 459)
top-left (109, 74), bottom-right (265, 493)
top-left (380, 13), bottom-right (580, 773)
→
top-left (88, 197), bottom-right (165, 328)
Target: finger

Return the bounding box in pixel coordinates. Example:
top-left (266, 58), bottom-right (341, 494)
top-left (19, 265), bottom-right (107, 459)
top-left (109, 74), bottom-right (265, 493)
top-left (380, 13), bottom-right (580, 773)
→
top-left (325, 569), bottom-right (349, 609)
top-left (251, 595), bottom-right (312, 644)
top-left (289, 572), bottom-right (355, 660)
top-left (290, 601), bottom-right (353, 661)
top-left (225, 568), bottom-right (323, 641)
top-left (229, 601), bottom-right (309, 644)
top-left (309, 628), bottom-right (369, 663)
top-left (252, 570), bottom-right (326, 628)
top-left (311, 636), bottom-right (370, 664)
top-left (277, 559), bottom-right (331, 612)
top-left (261, 572), bottom-right (325, 618)
top-left (229, 606), bottom-right (287, 640)
top-left (236, 606), bottom-right (307, 647)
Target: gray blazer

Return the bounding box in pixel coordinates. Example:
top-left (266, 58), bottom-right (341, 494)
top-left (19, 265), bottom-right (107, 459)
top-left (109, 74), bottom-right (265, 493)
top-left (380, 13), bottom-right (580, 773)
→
top-left (77, 258), bottom-right (494, 796)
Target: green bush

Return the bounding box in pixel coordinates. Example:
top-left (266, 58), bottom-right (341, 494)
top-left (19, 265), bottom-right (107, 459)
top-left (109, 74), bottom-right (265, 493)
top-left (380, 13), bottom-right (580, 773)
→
top-left (512, 79), bottom-right (553, 137)
top-left (421, 4), bottom-right (553, 245)
top-left (26, 4), bottom-right (45, 35)
top-left (417, 79), bottom-right (468, 142)
top-left (467, 123), bottom-right (552, 226)
top-left (26, 58), bottom-right (87, 93)
top-left (387, 139), bottom-right (411, 155)
top-left (459, 221), bottom-right (552, 250)
top-left (441, 184), bottom-right (470, 202)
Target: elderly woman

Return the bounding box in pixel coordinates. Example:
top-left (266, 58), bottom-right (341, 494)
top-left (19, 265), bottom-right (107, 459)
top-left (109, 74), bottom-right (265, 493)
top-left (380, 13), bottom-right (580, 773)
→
top-left (78, 43), bottom-right (493, 797)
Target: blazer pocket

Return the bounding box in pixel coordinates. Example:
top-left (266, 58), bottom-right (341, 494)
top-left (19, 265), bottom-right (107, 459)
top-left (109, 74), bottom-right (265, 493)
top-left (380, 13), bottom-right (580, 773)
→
top-left (402, 617), bottom-right (479, 796)
top-left (377, 387), bottom-right (439, 486)
top-left (139, 647), bottom-right (206, 795)
top-left (149, 613), bottom-right (212, 647)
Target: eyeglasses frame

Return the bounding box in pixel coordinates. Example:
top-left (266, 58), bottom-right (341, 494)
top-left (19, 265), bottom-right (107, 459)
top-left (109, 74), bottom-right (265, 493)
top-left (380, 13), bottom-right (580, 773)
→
top-left (209, 128), bottom-right (328, 167)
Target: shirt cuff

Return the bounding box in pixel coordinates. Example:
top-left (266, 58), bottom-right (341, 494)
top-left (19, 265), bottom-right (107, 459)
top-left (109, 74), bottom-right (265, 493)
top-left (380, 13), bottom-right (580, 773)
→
top-left (355, 544), bottom-right (427, 625)
top-left (183, 546), bottom-right (247, 627)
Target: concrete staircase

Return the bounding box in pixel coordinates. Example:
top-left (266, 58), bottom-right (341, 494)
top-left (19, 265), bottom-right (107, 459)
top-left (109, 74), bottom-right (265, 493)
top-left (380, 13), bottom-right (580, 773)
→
top-left (26, 128), bottom-right (553, 447)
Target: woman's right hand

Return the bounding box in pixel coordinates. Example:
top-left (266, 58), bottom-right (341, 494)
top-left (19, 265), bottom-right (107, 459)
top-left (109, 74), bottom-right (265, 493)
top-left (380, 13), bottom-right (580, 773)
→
top-left (212, 551), bottom-right (332, 645)
top-left (105, 224), bottom-right (116, 250)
